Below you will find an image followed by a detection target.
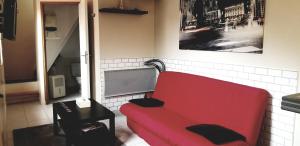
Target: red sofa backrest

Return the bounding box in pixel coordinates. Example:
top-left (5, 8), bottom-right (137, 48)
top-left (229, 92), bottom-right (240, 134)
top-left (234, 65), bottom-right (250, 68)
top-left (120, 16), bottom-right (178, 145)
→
top-left (152, 71), bottom-right (269, 145)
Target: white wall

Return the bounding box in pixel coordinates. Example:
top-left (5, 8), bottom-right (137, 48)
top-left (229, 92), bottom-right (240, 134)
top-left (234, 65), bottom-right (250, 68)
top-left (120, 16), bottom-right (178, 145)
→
top-left (98, 0), bottom-right (155, 59)
top-left (154, 0), bottom-right (300, 145)
top-left (96, 0), bottom-right (155, 102)
top-left (100, 57), bottom-right (152, 111)
top-left (155, 0), bottom-right (300, 71)
top-left (3, 0), bottom-right (36, 82)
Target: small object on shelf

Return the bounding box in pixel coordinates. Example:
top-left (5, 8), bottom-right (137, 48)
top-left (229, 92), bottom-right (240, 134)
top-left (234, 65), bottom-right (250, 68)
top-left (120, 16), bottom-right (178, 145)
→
top-left (59, 103), bottom-right (72, 113)
top-left (99, 8), bottom-right (148, 15)
top-left (76, 98), bottom-right (91, 108)
top-left (45, 13), bottom-right (58, 37)
top-left (45, 27), bottom-right (57, 32)
top-left (144, 59), bottom-right (166, 72)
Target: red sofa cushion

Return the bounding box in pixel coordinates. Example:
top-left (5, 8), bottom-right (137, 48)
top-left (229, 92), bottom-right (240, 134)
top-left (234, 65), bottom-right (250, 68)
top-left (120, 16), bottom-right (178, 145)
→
top-left (121, 103), bottom-right (249, 146)
top-left (151, 72), bottom-right (268, 145)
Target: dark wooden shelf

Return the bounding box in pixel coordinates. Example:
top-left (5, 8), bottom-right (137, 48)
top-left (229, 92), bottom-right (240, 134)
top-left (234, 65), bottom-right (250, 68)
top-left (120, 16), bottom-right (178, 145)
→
top-left (99, 8), bottom-right (148, 15)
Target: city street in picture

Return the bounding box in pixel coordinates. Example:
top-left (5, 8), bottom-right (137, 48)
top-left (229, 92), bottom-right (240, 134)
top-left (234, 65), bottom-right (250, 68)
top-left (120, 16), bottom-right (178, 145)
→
top-left (180, 0), bottom-right (265, 54)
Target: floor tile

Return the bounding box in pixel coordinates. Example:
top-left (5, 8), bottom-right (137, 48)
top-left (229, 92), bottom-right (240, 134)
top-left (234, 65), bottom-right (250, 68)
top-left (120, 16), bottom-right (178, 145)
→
top-left (6, 101), bottom-right (150, 146)
top-left (27, 118), bottom-right (51, 127)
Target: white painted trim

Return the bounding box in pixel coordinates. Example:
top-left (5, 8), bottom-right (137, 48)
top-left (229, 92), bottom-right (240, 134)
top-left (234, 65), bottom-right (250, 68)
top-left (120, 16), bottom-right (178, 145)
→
top-left (36, 0), bottom-right (47, 104)
top-left (79, 0), bottom-right (91, 99)
top-left (92, 0), bottom-right (101, 103)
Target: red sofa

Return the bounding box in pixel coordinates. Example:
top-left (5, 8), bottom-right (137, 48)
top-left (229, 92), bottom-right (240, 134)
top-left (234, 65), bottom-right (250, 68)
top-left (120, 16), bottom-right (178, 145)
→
top-left (120, 71), bottom-right (269, 146)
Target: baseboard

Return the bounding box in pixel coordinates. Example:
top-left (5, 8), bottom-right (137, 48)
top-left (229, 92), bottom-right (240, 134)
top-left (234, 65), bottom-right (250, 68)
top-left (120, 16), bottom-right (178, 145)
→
top-left (6, 91), bottom-right (39, 104)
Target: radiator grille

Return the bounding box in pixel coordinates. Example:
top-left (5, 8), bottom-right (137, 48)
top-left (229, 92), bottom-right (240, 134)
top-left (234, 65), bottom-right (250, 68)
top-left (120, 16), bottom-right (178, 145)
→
top-left (104, 68), bottom-right (156, 98)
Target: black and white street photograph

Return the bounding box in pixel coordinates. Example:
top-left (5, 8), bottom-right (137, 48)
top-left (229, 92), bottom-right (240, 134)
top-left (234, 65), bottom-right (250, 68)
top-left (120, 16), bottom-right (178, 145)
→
top-left (180, 0), bottom-right (265, 54)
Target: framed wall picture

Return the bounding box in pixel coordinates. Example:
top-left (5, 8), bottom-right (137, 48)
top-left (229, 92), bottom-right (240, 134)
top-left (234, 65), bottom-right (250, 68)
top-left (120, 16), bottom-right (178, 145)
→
top-left (179, 0), bottom-right (266, 54)
top-left (0, 0), bottom-right (3, 13)
top-left (0, 0), bottom-right (3, 32)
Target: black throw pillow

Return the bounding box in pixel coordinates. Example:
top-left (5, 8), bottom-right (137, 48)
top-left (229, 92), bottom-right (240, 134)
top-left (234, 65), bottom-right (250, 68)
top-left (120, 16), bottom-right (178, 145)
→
top-left (129, 98), bottom-right (164, 107)
top-left (186, 124), bottom-right (246, 145)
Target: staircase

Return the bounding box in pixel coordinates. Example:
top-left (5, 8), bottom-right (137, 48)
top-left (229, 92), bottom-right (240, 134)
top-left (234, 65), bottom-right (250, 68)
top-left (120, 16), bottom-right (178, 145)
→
top-left (46, 19), bottom-right (79, 71)
top-left (6, 82), bottom-right (39, 104)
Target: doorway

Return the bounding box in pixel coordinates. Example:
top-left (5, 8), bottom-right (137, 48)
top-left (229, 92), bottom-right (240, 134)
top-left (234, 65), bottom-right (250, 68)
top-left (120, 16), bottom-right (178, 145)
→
top-left (44, 4), bottom-right (81, 102)
top-left (36, 0), bottom-right (91, 104)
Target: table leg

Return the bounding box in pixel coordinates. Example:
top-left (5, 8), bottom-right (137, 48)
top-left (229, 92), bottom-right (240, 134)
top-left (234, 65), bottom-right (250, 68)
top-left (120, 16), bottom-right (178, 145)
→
top-left (53, 105), bottom-right (59, 135)
top-left (109, 117), bottom-right (115, 145)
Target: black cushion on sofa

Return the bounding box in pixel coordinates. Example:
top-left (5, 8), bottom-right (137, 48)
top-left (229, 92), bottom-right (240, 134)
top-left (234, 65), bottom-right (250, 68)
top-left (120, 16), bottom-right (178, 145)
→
top-left (129, 98), bottom-right (164, 107)
top-left (186, 124), bottom-right (246, 145)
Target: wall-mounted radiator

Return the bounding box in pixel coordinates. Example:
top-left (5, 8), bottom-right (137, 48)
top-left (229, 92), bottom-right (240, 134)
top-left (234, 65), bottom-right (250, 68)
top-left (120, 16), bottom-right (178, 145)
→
top-left (104, 68), bottom-right (156, 98)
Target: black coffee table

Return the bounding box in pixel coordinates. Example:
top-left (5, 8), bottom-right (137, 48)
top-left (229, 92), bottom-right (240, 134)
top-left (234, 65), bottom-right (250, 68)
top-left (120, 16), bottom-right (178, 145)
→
top-left (53, 99), bottom-right (115, 144)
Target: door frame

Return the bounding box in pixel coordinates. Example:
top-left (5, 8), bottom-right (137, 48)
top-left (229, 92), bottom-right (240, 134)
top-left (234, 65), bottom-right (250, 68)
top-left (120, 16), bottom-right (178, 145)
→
top-left (87, 0), bottom-right (101, 102)
top-left (36, 0), bottom-right (90, 104)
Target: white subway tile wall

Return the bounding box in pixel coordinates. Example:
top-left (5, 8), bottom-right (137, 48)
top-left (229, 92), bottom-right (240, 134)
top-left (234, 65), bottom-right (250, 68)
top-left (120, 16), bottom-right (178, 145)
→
top-left (100, 58), bottom-right (299, 146)
top-left (161, 58), bottom-right (298, 146)
top-left (100, 57), bottom-right (153, 111)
